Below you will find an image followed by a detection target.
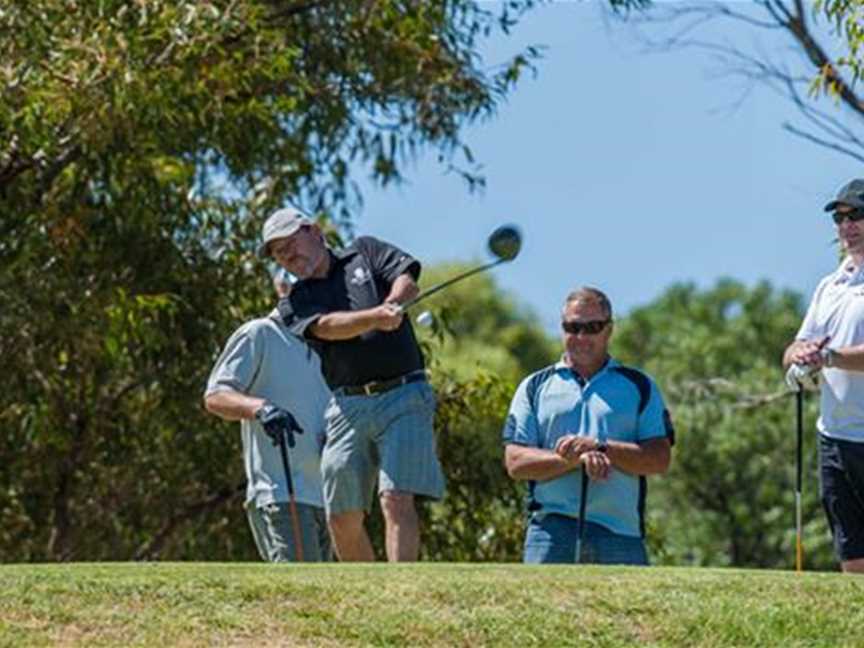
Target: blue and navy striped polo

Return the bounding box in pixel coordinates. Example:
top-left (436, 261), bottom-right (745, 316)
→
top-left (503, 358), bottom-right (674, 538)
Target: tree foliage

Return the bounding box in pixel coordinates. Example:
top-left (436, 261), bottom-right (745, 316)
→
top-left (414, 262), bottom-right (557, 383)
top-left (0, 0), bottom-right (558, 562)
top-left (413, 265), bottom-right (556, 561)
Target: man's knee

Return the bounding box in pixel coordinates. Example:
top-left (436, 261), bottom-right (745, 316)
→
top-left (328, 510), bottom-right (365, 537)
top-left (380, 491), bottom-right (416, 523)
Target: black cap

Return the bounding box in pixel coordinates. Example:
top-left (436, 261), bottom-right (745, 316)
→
top-left (824, 179), bottom-right (864, 212)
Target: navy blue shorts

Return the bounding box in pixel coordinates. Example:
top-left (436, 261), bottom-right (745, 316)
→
top-left (819, 434), bottom-right (864, 562)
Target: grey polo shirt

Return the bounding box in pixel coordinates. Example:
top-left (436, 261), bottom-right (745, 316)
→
top-left (205, 314), bottom-right (332, 508)
top-left (278, 236), bottom-right (425, 389)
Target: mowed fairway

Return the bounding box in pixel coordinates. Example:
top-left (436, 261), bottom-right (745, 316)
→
top-left (1, 563), bottom-right (863, 646)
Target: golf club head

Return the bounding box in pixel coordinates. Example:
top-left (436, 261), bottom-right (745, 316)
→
top-left (488, 224), bottom-right (522, 262)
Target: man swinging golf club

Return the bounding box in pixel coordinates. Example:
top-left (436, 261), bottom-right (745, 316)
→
top-left (204, 273), bottom-right (332, 562)
top-left (262, 207), bottom-right (445, 562)
top-left (783, 178), bottom-right (864, 575)
top-left (503, 287), bottom-right (674, 564)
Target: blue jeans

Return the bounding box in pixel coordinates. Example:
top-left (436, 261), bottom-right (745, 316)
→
top-left (524, 514), bottom-right (649, 565)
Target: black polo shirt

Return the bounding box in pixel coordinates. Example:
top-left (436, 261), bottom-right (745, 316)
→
top-left (277, 236), bottom-right (425, 389)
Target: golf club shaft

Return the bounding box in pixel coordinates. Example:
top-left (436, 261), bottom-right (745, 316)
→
top-left (277, 434), bottom-right (304, 562)
top-left (288, 494), bottom-right (303, 563)
top-left (577, 470), bottom-right (589, 564)
top-left (399, 259), bottom-right (504, 312)
top-left (795, 389), bottom-right (803, 573)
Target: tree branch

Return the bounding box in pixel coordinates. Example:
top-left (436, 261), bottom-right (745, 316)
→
top-left (622, 1), bottom-right (864, 162)
top-left (782, 123), bottom-right (864, 162)
top-left (133, 482), bottom-right (245, 560)
top-left (783, 9), bottom-right (864, 118)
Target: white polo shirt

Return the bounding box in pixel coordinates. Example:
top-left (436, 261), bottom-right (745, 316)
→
top-left (798, 258), bottom-right (864, 442)
top-left (205, 313), bottom-right (332, 508)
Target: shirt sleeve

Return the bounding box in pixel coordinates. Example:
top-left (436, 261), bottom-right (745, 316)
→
top-left (796, 277), bottom-right (830, 341)
top-left (502, 376), bottom-right (541, 447)
top-left (356, 236), bottom-right (421, 283)
top-left (278, 292), bottom-right (323, 339)
top-left (636, 378), bottom-right (675, 445)
top-left (204, 325), bottom-right (263, 396)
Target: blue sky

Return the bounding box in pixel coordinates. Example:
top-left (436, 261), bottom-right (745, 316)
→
top-left (353, 2), bottom-right (861, 333)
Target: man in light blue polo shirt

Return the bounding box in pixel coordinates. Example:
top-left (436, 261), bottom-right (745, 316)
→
top-left (503, 287), bottom-right (674, 564)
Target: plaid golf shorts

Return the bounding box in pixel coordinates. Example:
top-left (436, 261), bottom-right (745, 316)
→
top-left (321, 380), bottom-right (445, 516)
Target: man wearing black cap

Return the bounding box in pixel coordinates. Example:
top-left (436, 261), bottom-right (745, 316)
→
top-left (259, 207), bottom-right (445, 562)
top-left (783, 179), bottom-right (864, 574)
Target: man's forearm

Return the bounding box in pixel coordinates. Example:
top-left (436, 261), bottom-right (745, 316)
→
top-left (205, 390), bottom-right (265, 421)
top-left (505, 445), bottom-right (576, 481)
top-left (386, 273), bottom-right (419, 304)
top-left (829, 344), bottom-right (864, 372)
top-left (311, 309), bottom-right (381, 340)
top-left (606, 438), bottom-right (671, 476)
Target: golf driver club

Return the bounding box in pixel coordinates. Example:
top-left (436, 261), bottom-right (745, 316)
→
top-left (275, 423), bottom-right (304, 562)
top-left (397, 224), bottom-right (522, 313)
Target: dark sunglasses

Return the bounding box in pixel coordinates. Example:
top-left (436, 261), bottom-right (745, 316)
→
top-left (561, 319), bottom-right (610, 335)
top-left (832, 209), bottom-right (864, 225)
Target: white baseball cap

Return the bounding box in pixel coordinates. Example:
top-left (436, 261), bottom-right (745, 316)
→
top-left (258, 207), bottom-right (313, 258)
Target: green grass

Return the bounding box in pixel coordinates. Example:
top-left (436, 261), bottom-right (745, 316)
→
top-left (1, 563), bottom-right (863, 646)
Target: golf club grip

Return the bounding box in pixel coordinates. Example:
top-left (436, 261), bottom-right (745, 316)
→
top-left (400, 259), bottom-right (502, 311)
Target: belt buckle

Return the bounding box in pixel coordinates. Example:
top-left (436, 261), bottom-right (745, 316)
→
top-left (363, 382), bottom-right (375, 396)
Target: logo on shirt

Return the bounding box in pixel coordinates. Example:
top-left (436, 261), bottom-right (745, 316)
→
top-left (349, 266), bottom-right (372, 286)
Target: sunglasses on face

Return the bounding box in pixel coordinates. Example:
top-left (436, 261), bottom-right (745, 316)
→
top-left (561, 319), bottom-right (610, 335)
top-left (832, 209), bottom-right (864, 225)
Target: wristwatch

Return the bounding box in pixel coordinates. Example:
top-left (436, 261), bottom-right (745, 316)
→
top-left (821, 347), bottom-right (836, 368)
top-left (596, 440), bottom-right (608, 454)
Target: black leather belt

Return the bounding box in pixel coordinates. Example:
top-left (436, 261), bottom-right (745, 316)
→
top-left (335, 370), bottom-right (427, 397)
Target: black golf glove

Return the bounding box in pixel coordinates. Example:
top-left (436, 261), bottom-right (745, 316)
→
top-left (255, 402), bottom-right (304, 448)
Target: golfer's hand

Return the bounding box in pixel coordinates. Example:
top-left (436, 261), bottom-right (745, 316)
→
top-left (789, 337), bottom-right (831, 367)
top-left (255, 402), bottom-right (304, 447)
top-left (555, 435), bottom-right (597, 465)
top-left (373, 302), bottom-right (405, 332)
top-left (581, 450), bottom-right (611, 481)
